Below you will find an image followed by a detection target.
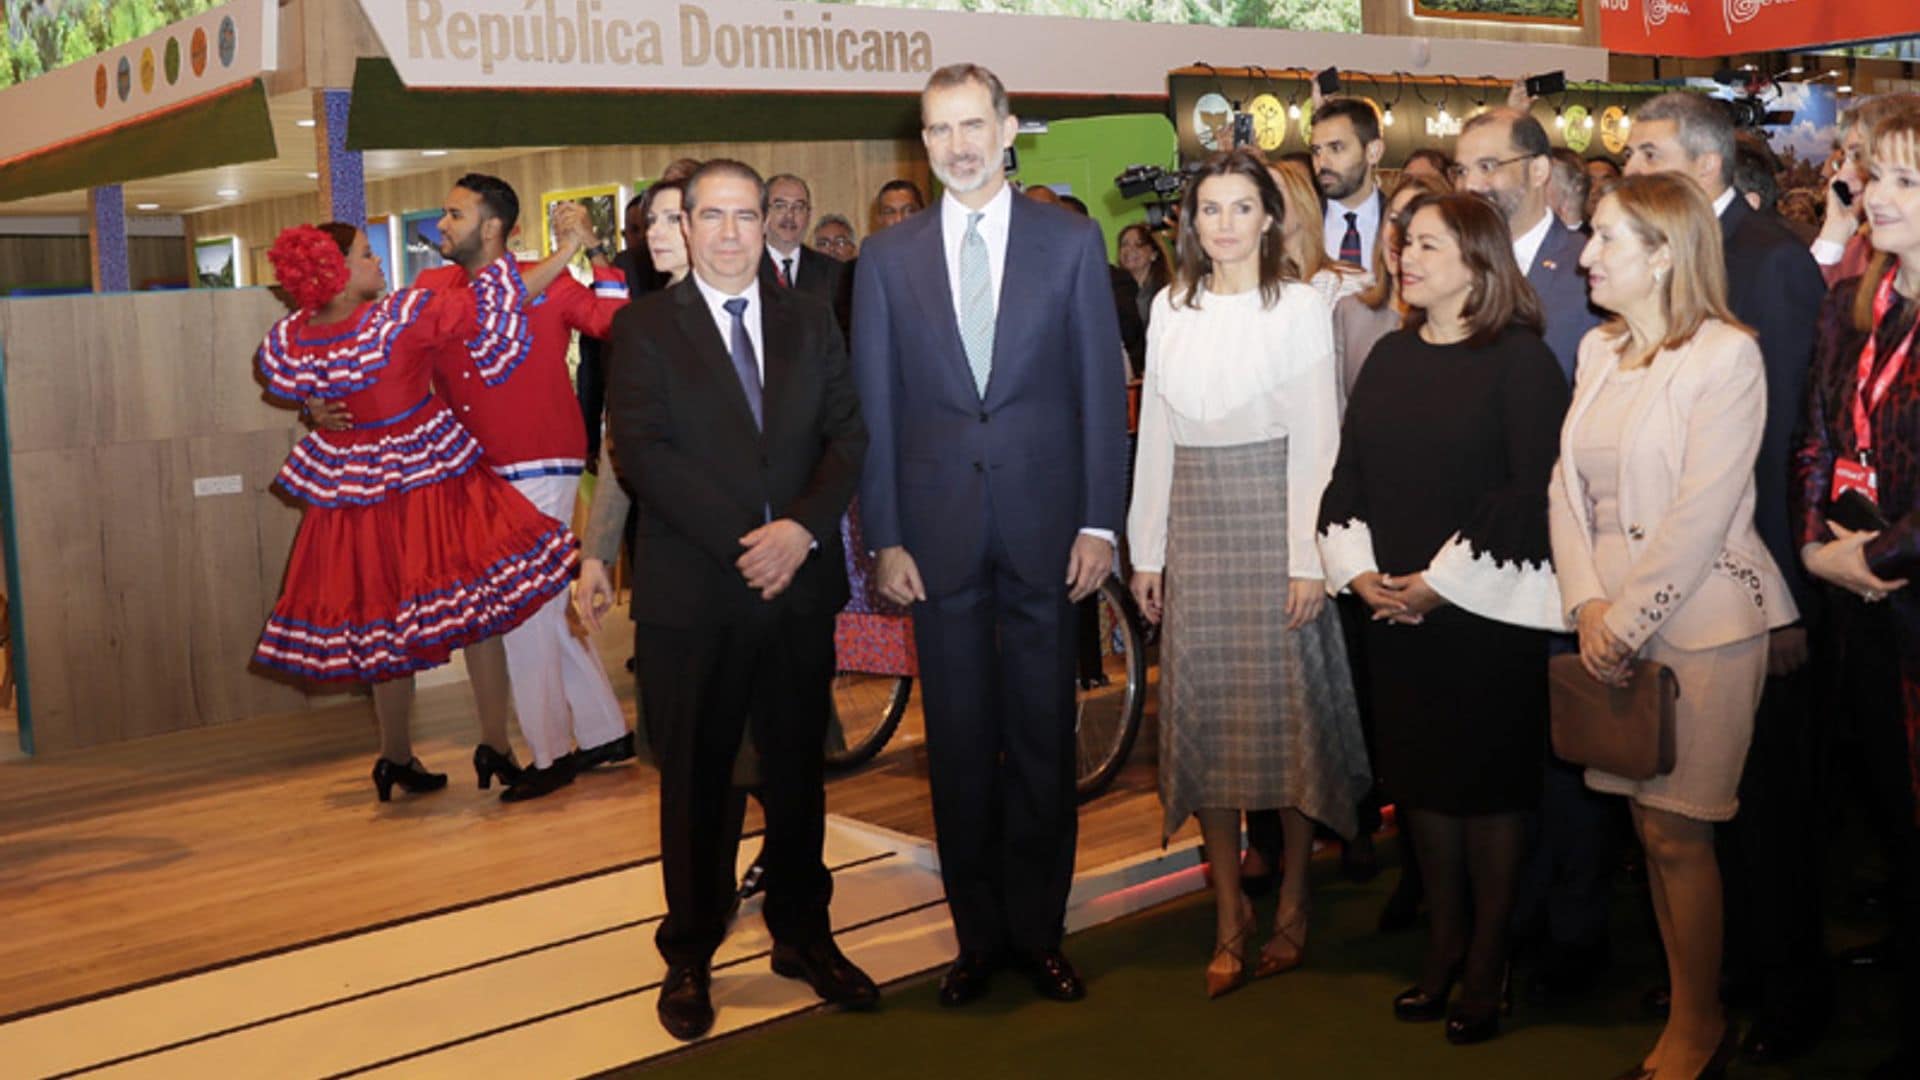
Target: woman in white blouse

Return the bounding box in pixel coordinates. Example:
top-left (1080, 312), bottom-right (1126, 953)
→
top-left (1127, 148), bottom-right (1370, 998)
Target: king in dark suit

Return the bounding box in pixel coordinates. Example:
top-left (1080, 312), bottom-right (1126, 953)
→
top-left (1626, 91), bottom-right (1831, 1067)
top-left (604, 160), bottom-right (875, 1041)
top-left (851, 64), bottom-right (1129, 1006)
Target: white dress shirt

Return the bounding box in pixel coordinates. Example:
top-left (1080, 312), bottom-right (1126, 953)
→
top-left (1511, 210), bottom-right (1553, 276)
top-left (1711, 186), bottom-right (1737, 220)
top-left (939, 183), bottom-right (1012, 323)
top-left (692, 271), bottom-right (764, 378)
top-left (1127, 282), bottom-right (1341, 579)
top-left (1322, 186), bottom-right (1381, 272)
top-left (766, 243), bottom-right (803, 285)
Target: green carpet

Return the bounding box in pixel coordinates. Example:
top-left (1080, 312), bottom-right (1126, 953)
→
top-left (632, 839), bottom-right (1900, 1079)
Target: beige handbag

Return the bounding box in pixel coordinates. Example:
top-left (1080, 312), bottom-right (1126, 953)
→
top-left (1547, 655), bottom-right (1678, 780)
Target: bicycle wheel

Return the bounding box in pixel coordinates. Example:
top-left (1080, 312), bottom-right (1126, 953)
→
top-left (1075, 576), bottom-right (1147, 802)
top-left (824, 673), bottom-right (913, 772)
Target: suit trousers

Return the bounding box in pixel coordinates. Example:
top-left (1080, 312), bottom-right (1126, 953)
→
top-left (501, 473), bottom-right (627, 768)
top-left (913, 522), bottom-right (1079, 957)
top-left (638, 609), bottom-right (836, 968)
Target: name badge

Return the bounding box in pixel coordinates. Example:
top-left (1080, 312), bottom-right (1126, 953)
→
top-left (1833, 456), bottom-right (1879, 503)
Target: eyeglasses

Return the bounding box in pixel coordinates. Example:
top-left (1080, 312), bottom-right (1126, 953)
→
top-left (1447, 154), bottom-right (1539, 182)
top-left (815, 236), bottom-right (855, 251)
top-left (770, 199), bottom-right (811, 215)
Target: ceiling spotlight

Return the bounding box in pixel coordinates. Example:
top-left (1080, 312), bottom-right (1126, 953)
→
top-left (296, 118), bottom-right (316, 128)
top-left (1784, 66), bottom-right (1804, 76)
top-left (421, 149), bottom-right (449, 157)
top-left (305, 171), bottom-right (319, 179)
top-left (135, 202), bottom-right (159, 210)
top-left (216, 188), bottom-right (239, 198)
top-left (1738, 63), bottom-right (1757, 72)
top-left (1838, 84), bottom-right (1854, 94)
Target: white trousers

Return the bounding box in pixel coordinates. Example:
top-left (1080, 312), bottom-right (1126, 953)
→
top-left (502, 472), bottom-right (627, 767)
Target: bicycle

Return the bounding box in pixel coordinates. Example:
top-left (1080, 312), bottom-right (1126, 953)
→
top-left (824, 573), bottom-right (1150, 803)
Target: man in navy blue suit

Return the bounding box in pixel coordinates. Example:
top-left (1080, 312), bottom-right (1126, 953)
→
top-left (1455, 104), bottom-right (1614, 1005)
top-left (850, 63), bottom-right (1129, 1007)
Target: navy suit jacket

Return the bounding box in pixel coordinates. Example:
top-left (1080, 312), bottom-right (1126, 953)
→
top-left (1527, 217), bottom-right (1603, 384)
top-left (1720, 195), bottom-right (1826, 614)
top-left (850, 192), bottom-right (1130, 594)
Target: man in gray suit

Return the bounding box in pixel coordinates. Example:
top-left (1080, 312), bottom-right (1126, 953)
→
top-left (1455, 105), bottom-right (1612, 1005)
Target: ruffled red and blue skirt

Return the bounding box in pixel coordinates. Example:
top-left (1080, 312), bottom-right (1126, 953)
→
top-left (255, 402), bottom-right (577, 683)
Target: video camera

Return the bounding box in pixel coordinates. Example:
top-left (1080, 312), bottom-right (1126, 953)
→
top-left (1115, 163), bottom-right (1196, 230)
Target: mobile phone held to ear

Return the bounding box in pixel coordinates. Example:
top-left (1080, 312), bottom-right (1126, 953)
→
top-left (1315, 67), bottom-right (1340, 96)
top-left (1833, 179), bottom-right (1854, 207)
top-left (1525, 71), bottom-right (1567, 98)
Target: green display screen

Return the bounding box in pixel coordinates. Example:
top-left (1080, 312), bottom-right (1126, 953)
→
top-left (3, 0), bottom-right (222, 90)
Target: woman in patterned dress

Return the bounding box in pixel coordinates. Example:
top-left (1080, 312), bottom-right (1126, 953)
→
top-left (255, 223), bottom-right (579, 801)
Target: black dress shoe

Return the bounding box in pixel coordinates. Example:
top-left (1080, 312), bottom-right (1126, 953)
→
top-left (1394, 984), bottom-right (1451, 1022)
top-left (1739, 1014), bottom-right (1824, 1066)
top-left (1015, 949), bottom-right (1086, 1002)
top-left (573, 732), bottom-right (636, 770)
top-left (499, 758), bottom-right (576, 803)
top-left (771, 940), bottom-right (880, 1009)
top-left (657, 962), bottom-right (714, 1041)
top-left (938, 952), bottom-right (997, 1007)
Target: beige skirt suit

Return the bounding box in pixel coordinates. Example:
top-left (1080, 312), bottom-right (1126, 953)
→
top-left (1547, 320), bottom-right (1798, 822)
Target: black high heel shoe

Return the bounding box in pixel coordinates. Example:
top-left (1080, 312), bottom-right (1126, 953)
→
top-left (473, 744), bottom-right (523, 790)
top-left (1394, 963), bottom-right (1459, 1022)
top-left (1697, 1022), bottom-right (1739, 1079)
top-left (372, 757), bottom-right (448, 802)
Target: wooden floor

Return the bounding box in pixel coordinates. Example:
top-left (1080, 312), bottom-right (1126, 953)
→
top-left (0, 606), bottom-right (1183, 1022)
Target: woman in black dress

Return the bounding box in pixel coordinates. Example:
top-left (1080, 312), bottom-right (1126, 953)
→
top-left (1317, 193), bottom-right (1570, 1045)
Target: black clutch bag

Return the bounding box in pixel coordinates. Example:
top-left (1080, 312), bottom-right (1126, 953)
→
top-left (1827, 489), bottom-right (1890, 533)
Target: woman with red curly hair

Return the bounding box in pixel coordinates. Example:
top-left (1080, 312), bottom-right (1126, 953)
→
top-left (255, 222), bottom-right (577, 802)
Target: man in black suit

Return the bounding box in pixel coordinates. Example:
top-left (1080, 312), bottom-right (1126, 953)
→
top-left (1456, 104), bottom-right (1614, 1004)
top-left (760, 173), bottom-right (848, 305)
top-left (605, 159), bottom-right (875, 1041)
top-left (1626, 90), bottom-right (1829, 1065)
top-left (852, 63), bottom-right (1129, 1007)
top-left (1311, 97), bottom-right (1389, 271)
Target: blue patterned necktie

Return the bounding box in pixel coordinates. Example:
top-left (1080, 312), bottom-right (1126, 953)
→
top-left (959, 211), bottom-right (995, 397)
top-left (722, 297), bottom-right (762, 429)
top-left (1340, 210), bottom-right (1363, 266)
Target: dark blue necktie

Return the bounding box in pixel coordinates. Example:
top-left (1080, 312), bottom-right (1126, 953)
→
top-left (723, 296), bottom-right (762, 429)
top-left (1340, 210), bottom-right (1363, 266)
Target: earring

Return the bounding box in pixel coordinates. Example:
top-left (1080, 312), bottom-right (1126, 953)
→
top-left (1654, 267), bottom-right (1668, 285)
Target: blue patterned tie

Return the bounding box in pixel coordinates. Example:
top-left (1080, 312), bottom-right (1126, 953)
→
top-left (1340, 210), bottom-right (1363, 266)
top-left (959, 211), bottom-right (995, 397)
top-left (723, 297), bottom-right (762, 429)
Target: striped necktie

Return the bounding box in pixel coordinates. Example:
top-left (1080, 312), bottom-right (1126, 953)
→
top-left (1340, 210), bottom-right (1363, 266)
top-left (959, 211), bottom-right (994, 397)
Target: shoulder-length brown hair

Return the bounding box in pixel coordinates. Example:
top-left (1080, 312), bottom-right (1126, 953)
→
top-left (1856, 106), bottom-right (1920, 331)
top-left (1171, 148), bottom-right (1299, 310)
top-left (1400, 192), bottom-right (1544, 347)
top-left (1594, 172), bottom-right (1750, 352)
top-left (1356, 172), bottom-right (1450, 311)
top-left (1118, 222), bottom-right (1172, 294)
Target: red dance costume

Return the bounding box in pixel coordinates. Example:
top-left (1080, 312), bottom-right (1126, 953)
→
top-left (254, 256), bottom-right (579, 682)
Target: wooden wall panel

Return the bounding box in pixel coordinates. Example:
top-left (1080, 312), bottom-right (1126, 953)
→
top-left (1363, 0), bottom-right (1602, 46)
top-left (0, 289), bottom-right (316, 753)
top-left (188, 139), bottom-right (933, 266)
top-left (0, 236), bottom-right (188, 293)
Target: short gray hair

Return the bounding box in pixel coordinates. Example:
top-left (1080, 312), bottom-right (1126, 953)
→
top-left (766, 173), bottom-right (811, 201)
top-left (923, 63), bottom-right (1010, 122)
top-left (813, 213), bottom-right (856, 241)
top-left (1633, 91), bottom-right (1736, 186)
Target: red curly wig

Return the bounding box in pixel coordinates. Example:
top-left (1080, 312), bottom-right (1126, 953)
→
top-left (267, 224), bottom-right (354, 310)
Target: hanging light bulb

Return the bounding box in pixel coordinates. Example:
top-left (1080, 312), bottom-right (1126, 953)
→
top-left (1288, 101), bottom-right (1301, 119)
top-left (1383, 104), bottom-right (1395, 127)
top-left (1583, 113), bottom-right (1594, 130)
top-left (1438, 102), bottom-right (1451, 123)
top-left (1553, 107), bottom-right (1564, 129)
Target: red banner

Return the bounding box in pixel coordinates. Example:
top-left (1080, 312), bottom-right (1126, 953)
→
top-left (1599, 1), bottom-right (1920, 58)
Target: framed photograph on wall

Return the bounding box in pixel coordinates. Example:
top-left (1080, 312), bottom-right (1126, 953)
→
top-left (193, 236), bottom-right (241, 288)
top-left (400, 210), bottom-right (447, 286)
top-left (1409, 0), bottom-right (1583, 27)
top-left (540, 184), bottom-right (623, 269)
top-left (365, 214), bottom-right (398, 292)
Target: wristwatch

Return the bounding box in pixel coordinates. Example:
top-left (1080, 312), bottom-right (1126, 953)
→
top-left (584, 242), bottom-right (614, 261)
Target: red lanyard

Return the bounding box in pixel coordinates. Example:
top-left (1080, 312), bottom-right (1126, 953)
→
top-left (1853, 267), bottom-right (1920, 460)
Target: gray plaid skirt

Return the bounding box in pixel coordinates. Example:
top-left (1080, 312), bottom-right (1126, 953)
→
top-left (1158, 437), bottom-right (1370, 840)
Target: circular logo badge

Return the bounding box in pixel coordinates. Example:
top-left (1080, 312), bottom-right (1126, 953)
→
top-left (94, 64), bottom-right (108, 108)
top-left (1599, 105), bottom-right (1630, 155)
top-left (1562, 105), bottom-right (1593, 153)
top-left (164, 37), bottom-right (181, 84)
top-left (191, 28), bottom-right (208, 77)
top-left (1193, 92), bottom-right (1233, 152)
top-left (116, 56), bottom-right (132, 102)
top-left (139, 48), bottom-right (155, 93)
top-left (1298, 99), bottom-right (1317, 144)
top-left (1247, 93), bottom-right (1288, 152)
top-left (218, 16), bottom-right (237, 68)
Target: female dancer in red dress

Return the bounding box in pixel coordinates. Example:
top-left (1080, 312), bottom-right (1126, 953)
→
top-left (254, 223), bottom-right (580, 801)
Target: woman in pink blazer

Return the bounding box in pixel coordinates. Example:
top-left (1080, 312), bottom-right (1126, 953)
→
top-left (1549, 173), bottom-right (1797, 1080)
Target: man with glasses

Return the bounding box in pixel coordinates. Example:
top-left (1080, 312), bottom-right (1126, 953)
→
top-left (812, 213), bottom-right (858, 262)
top-left (759, 174), bottom-right (847, 306)
top-left (1453, 105), bottom-right (1610, 1008)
